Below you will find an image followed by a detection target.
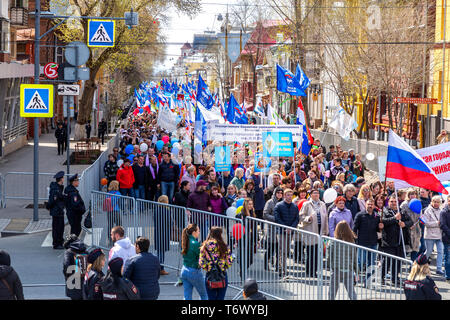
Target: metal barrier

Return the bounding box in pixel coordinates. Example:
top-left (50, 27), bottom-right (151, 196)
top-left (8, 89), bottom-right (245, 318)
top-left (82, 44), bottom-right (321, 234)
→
top-left (91, 191), bottom-right (136, 249)
top-left (243, 217), bottom-right (323, 300)
top-left (322, 236), bottom-right (412, 300)
top-left (1, 133), bottom-right (119, 208)
top-left (90, 191), bottom-right (414, 300)
top-left (2, 172), bottom-right (72, 206)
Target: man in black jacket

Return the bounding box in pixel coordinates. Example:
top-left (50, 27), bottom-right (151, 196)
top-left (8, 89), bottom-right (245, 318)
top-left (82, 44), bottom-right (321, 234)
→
top-left (55, 122), bottom-right (66, 155)
top-left (123, 237), bottom-right (160, 300)
top-left (104, 154), bottom-right (119, 186)
top-left (64, 174), bottom-right (86, 237)
top-left (381, 195), bottom-right (413, 286)
top-left (353, 199), bottom-right (382, 279)
top-left (0, 250), bottom-right (24, 300)
top-left (158, 152), bottom-right (179, 204)
top-left (174, 180), bottom-right (190, 207)
top-left (274, 189), bottom-right (299, 276)
top-left (132, 155), bottom-right (149, 199)
top-left (98, 119), bottom-right (108, 145)
top-left (440, 196), bottom-right (450, 282)
top-left (146, 155), bottom-right (159, 201)
top-left (48, 171), bottom-right (66, 249)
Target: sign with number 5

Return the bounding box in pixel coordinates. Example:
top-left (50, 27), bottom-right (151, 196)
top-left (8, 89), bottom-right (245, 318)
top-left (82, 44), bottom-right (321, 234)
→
top-left (44, 62), bottom-right (59, 79)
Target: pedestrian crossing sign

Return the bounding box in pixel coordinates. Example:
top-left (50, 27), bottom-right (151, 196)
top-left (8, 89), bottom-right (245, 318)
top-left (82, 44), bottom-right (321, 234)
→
top-left (87, 20), bottom-right (115, 47)
top-left (20, 84), bottom-right (54, 118)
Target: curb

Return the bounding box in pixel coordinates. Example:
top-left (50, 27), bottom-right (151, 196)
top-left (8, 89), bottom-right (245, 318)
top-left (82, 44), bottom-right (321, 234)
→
top-left (1, 228), bottom-right (52, 238)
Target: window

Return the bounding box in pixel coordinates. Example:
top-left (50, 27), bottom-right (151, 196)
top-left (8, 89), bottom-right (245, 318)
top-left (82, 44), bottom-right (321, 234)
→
top-left (14, 0), bottom-right (28, 8)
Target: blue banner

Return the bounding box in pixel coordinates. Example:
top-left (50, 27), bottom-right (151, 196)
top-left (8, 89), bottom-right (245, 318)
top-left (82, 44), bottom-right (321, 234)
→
top-left (276, 64), bottom-right (306, 96)
top-left (262, 131), bottom-right (294, 158)
top-left (215, 146), bottom-right (231, 172)
top-left (254, 152), bottom-right (271, 173)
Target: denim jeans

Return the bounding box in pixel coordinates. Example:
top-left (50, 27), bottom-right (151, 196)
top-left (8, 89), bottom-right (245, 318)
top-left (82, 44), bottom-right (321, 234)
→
top-left (161, 181), bottom-right (175, 203)
top-left (134, 185), bottom-right (146, 199)
top-left (120, 188), bottom-right (135, 198)
top-left (425, 239), bottom-right (444, 272)
top-left (444, 243), bottom-right (450, 280)
top-left (357, 244), bottom-right (378, 270)
top-left (205, 273), bottom-right (228, 300)
top-left (180, 266), bottom-right (208, 300)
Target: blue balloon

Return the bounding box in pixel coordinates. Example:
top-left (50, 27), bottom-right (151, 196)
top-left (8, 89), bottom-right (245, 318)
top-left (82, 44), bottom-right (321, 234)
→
top-left (125, 144), bottom-right (134, 155)
top-left (139, 108), bottom-right (144, 114)
top-left (156, 140), bottom-right (164, 151)
top-left (171, 137), bottom-right (179, 144)
top-left (127, 154), bottom-right (135, 162)
top-left (236, 198), bottom-right (245, 208)
top-left (409, 198), bottom-right (422, 214)
top-left (194, 144), bottom-right (202, 153)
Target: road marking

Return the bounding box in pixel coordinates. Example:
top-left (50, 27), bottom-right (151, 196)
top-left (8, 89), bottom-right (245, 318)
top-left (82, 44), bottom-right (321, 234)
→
top-left (41, 231), bottom-right (53, 247)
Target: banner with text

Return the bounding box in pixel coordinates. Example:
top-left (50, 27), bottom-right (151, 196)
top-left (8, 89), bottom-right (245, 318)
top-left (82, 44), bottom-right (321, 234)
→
top-left (157, 105), bottom-right (178, 132)
top-left (207, 123), bottom-right (303, 143)
top-left (416, 141), bottom-right (450, 182)
top-left (214, 146), bottom-right (231, 172)
top-left (263, 132), bottom-right (294, 158)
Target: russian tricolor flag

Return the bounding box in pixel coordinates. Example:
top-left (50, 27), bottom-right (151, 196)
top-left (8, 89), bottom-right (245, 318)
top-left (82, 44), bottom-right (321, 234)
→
top-left (386, 130), bottom-right (448, 194)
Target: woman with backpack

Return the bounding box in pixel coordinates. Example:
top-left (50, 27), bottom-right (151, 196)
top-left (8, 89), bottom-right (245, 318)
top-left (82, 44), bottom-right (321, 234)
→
top-left (83, 248), bottom-right (106, 300)
top-left (199, 227), bottom-right (234, 300)
top-left (106, 180), bottom-right (122, 245)
top-left (180, 224), bottom-right (208, 300)
top-left (63, 235), bottom-right (88, 300)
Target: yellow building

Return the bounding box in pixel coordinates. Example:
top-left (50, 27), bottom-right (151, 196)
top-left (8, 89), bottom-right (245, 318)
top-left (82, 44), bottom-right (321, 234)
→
top-left (429, 0), bottom-right (450, 121)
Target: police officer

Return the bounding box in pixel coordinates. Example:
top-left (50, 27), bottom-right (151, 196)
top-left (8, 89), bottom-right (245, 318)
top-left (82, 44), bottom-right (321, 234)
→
top-left (48, 171), bottom-right (66, 249)
top-left (55, 122), bottom-right (66, 155)
top-left (98, 119), bottom-right (108, 145)
top-left (404, 254), bottom-right (442, 300)
top-left (99, 257), bottom-right (140, 300)
top-left (83, 248), bottom-right (105, 300)
top-left (64, 174), bottom-right (86, 237)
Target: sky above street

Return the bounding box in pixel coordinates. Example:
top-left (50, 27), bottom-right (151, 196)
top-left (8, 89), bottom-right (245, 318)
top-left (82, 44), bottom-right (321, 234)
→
top-left (154, 0), bottom-right (241, 73)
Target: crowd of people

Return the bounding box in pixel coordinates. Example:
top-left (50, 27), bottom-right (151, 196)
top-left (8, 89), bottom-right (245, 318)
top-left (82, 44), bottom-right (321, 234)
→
top-left (48, 109), bottom-right (449, 301)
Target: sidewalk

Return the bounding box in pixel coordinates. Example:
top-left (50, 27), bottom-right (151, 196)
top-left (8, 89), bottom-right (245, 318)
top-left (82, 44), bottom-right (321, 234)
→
top-left (0, 121), bottom-right (113, 237)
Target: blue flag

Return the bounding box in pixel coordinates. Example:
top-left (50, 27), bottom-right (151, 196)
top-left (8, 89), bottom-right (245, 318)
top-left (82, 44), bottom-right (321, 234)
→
top-left (226, 94), bottom-right (239, 123)
top-left (295, 63), bottom-right (310, 91)
top-left (196, 75), bottom-right (214, 110)
top-left (277, 64), bottom-right (306, 96)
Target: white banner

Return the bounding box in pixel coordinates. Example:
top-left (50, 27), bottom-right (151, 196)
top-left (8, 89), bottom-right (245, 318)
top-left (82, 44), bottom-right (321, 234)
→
top-left (416, 141), bottom-right (450, 182)
top-left (328, 106), bottom-right (358, 141)
top-left (157, 105), bottom-right (178, 132)
top-left (207, 123), bottom-right (303, 143)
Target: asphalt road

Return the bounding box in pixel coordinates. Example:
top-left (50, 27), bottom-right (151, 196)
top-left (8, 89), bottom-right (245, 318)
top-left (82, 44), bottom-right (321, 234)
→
top-left (1, 229), bottom-right (449, 300)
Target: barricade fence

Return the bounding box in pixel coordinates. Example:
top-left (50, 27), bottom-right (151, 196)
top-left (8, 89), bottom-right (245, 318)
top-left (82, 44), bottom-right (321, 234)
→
top-left (0, 133), bottom-right (119, 208)
top-left (90, 191), bottom-right (412, 300)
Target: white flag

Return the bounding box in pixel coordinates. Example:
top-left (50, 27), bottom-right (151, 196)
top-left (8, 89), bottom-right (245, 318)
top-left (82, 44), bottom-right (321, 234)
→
top-left (328, 106), bottom-right (358, 141)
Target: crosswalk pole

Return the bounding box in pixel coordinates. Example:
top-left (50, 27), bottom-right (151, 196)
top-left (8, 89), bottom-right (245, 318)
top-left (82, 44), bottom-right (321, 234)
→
top-left (33, 0), bottom-right (41, 222)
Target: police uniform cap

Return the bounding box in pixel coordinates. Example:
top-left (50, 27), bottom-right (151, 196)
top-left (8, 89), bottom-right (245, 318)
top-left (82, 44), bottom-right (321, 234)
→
top-left (54, 171), bottom-right (65, 179)
top-left (69, 174), bottom-right (79, 183)
top-left (108, 257), bottom-right (123, 275)
top-left (243, 278), bottom-right (258, 296)
top-left (87, 248), bottom-right (103, 264)
top-left (416, 253), bottom-right (430, 266)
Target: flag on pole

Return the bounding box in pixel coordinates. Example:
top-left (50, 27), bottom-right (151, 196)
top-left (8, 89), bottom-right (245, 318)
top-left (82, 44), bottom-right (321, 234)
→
top-left (296, 99), bottom-right (313, 155)
top-left (254, 96), bottom-right (265, 117)
top-left (276, 64), bottom-right (307, 96)
top-left (386, 130), bottom-right (448, 194)
top-left (295, 63), bottom-right (311, 91)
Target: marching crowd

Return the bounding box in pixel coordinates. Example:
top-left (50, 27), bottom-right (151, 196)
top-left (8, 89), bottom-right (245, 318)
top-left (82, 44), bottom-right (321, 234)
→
top-left (86, 110), bottom-right (448, 300)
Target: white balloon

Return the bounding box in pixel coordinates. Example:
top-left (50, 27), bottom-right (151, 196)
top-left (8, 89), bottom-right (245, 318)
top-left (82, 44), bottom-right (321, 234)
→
top-left (226, 206), bottom-right (237, 218)
top-left (172, 142), bottom-right (181, 149)
top-left (323, 188), bottom-right (338, 204)
top-left (366, 153), bottom-right (375, 161)
top-left (117, 159), bottom-right (124, 167)
top-left (140, 143), bottom-right (148, 153)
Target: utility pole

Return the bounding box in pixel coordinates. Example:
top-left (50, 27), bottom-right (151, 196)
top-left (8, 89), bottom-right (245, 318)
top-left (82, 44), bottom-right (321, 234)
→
top-left (225, 5), bottom-right (229, 99)
top-left (33, 0), bottom-right (40, 221)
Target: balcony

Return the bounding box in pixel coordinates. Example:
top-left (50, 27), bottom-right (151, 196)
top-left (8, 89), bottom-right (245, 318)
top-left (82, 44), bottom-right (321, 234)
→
top-left (10, 7), bottom-right (28, 28)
